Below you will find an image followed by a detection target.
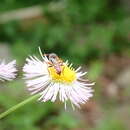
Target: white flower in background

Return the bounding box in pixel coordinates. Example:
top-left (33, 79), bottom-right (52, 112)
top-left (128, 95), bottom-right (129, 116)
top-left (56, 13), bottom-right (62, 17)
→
top-left (0, 60), bottom-right (17, 81)
top-left (23, 47), bottom-right (94, 109)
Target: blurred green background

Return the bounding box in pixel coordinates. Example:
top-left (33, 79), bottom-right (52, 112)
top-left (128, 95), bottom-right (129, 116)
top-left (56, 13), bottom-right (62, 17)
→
top-left (0, 0), bottom-right (130, 130)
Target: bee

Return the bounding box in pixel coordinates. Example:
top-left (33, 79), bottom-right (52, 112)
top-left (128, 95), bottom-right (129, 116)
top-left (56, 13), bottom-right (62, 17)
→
top-left (45, 53), bottom-right (63, 75)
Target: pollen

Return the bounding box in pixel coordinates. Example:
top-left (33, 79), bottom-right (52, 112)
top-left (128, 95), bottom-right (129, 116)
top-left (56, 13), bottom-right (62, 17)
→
top-left (48, 65), bottom-right (76, 83)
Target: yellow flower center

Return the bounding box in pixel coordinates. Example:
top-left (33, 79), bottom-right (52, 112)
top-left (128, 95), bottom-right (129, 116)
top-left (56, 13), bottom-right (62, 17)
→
top-left (48, 65), bottom-right (76, 83)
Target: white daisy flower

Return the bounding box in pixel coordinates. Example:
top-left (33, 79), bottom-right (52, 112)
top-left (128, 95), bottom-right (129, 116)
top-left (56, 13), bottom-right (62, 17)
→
top-left (23, 47), bottom-right (94, 109)
top-left (0, 60), bottom-right (17, 81)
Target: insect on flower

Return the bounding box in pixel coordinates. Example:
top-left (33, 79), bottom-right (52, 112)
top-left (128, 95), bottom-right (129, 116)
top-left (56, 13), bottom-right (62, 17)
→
top-left (23, 47), bottom-right (95, 109)
top-left (0, 60), bottom-right (17, 81)
top-left (44, 53), bottom-right (63, 75)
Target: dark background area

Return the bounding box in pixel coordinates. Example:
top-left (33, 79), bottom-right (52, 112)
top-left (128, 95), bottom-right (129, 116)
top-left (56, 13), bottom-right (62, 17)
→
top-left (0, 0), bottom-right (130, 130)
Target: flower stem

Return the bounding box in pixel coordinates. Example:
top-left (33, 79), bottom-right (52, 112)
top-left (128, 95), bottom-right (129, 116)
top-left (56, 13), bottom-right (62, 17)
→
top-left (0, 94), bottom-right (40, 119)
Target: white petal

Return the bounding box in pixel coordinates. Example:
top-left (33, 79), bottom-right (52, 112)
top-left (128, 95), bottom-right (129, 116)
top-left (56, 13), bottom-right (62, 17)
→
top-left (0, 60), bottom-right (17, 81)
top-left (51, 83), bottom-right (60, 102)
top-left (23, 56), bottom-right (49, 79)
top-left (26, 76), bottom-right (49, 87)
top-left (38, 82), bottom-right (54, 101)
top-left (75, 66), bottom-right (81, 72)
top-left (76, 71), bottom-right (87, 77)
top-left (59, 84), bottom-right (68, 102)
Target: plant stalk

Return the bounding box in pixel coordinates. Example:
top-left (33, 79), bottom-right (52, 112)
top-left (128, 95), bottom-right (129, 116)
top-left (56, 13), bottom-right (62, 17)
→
top-left (0, 94), bottom-right (40, 119)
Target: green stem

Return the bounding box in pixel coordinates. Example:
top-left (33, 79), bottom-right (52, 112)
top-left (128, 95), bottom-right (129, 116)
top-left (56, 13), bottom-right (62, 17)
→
top-left (0, 94), bottom-right (40, 119)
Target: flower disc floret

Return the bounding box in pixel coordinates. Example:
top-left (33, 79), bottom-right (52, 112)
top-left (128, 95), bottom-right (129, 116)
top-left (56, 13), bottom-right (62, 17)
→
top-left (48, 65), bottom-right (76, 83)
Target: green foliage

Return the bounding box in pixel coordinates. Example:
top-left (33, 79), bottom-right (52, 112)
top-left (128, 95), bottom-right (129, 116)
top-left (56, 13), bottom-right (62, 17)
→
top-left (43, 111), bottom-right (79, 130)
top-left (0, 0), bottom-right (130, 129)
top-left (88, 60), bottom-right (104, 80)
top-left (0, 0), bottom-right (129, 63)
top-left (95, 116), bottom-right (126, 130)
